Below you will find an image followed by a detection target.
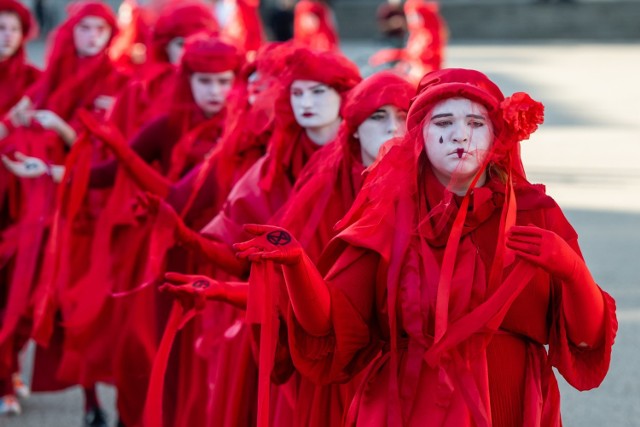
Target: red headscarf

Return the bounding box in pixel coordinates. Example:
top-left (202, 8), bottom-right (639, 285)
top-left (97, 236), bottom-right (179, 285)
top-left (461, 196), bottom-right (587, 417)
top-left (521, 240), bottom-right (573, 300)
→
top-left (0, 0), bottom-right (40, 115)
top-left (28, 1), bottom-right (118, 120)
top-left (151, 0), bottom-right (219, 63)
top-left (261, 46), bottom-right (361, 190)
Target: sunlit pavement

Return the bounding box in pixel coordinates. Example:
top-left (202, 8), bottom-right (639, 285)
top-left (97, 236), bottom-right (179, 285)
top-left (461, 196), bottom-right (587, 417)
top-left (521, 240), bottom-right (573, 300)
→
top-left (6, 40), bottom-right (640, 426)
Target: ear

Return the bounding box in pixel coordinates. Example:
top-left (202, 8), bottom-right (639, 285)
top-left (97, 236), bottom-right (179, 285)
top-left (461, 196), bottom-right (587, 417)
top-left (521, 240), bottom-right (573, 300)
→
top-left (353, 131), bottom-right (359, 139)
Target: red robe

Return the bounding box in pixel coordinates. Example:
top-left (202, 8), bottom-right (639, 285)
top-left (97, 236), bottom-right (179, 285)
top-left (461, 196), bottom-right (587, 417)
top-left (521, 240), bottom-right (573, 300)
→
top-left (195, 130), bottom-right (320, 427)
top-left (288, 162), bottom-right (617, 426)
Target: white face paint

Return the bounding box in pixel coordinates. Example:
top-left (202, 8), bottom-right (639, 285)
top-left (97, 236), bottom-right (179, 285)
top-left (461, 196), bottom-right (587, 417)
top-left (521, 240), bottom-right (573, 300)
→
top-left (190, 70), bottom-right (235, 116)
top-left (73, 16), bottom-right (112, 57)
top-left (290, 80), bottom-right (341, 130)
top-left (355, 104), bottom-right (407, 167)
top-left (0, 12), bottom-right (22, 60)
top-left (423, 97), bottom-right (493, 192)
top-left (165, 36), bottom-right (184, 64)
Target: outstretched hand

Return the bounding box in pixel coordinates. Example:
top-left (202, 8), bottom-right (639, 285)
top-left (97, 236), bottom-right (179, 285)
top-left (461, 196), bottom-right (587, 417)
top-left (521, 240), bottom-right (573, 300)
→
top-left (159, 272), bottom-right (224, 310)
top-left (506, 225), bottom-right (581, 282)
top-left (1, 152), bottom-right (49, 178)
top-left (234, 224), bottom-right (303, 265)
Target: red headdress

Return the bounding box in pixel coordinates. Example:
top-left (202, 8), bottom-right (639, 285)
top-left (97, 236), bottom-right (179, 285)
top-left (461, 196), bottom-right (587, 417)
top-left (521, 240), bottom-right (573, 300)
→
top-left (0, 0), bottom-right (37, 39)
top-left (28, 1), bottom-right (118, 119)
top-left (260, 46), bottom-right (361, 190)
top-left (151, 1), bottom-right (218, 63)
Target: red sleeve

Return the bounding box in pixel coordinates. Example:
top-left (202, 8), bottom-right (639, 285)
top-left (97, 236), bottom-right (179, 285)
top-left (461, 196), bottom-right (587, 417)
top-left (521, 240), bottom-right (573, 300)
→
top-left (545, 207), bottom-right (618, 390)
top-left (288, 243), bottom-right (383, 384)
top-left (89, 116), bottom-right (173, 188)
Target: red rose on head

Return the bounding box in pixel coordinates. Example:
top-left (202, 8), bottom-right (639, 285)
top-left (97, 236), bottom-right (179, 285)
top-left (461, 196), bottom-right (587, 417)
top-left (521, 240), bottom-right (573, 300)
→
top-left (501, 92), bottom-right (544, 143)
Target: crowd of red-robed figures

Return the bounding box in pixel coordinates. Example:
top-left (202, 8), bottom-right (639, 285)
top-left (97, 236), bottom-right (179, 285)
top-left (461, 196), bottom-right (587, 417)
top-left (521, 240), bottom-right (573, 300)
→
top-left (0, 0), bottom-right (617, 426)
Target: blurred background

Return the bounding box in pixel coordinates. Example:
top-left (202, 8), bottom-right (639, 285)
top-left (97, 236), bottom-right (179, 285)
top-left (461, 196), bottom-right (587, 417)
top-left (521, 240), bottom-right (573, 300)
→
top-left (6, 0), bottom-right (640, 426)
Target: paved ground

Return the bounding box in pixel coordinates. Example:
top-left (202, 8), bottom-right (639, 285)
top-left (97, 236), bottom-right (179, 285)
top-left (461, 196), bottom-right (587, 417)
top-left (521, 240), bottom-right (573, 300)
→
top-left (3, 39), bottom-right (640, 426)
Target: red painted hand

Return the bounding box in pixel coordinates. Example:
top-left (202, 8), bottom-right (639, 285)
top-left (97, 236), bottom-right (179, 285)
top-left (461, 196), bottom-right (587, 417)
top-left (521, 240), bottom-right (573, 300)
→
top-left (234, 224), bottom-right (303, 265)
top-left (159, 272), bottom-right (224, 310)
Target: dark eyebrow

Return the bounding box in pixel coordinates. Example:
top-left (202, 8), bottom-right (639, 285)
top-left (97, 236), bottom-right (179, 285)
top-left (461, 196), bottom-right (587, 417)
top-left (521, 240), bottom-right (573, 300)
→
top-left (431, 113), bottom-right (453, 120)
top-left (467, 114), bottom-right (486, 120)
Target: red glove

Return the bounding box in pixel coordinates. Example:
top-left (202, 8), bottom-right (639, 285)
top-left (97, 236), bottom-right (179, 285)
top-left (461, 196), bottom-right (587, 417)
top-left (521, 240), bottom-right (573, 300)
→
top-left (506, 225), bottom-right (583, 282)
top-left (507, 224), bottom-right (605, 347)
top-left (233, 224), bottom-right (304, 265)
top-left (235, 224), bottom-right (331, 336)
top-left (160, 272), bottom-right (250, 310)
top-left (78, 110), bottom-right (171, 197)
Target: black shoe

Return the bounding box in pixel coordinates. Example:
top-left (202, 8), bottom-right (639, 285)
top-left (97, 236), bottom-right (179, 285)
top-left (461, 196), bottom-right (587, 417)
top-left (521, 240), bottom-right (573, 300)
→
top-left (84, 406), bottom-right (108, 427)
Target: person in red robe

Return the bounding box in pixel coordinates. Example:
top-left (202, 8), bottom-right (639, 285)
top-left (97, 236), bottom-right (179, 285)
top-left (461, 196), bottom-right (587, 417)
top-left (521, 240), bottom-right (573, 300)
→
top-left (2, 31), bottom-right (243, 427)
top-left (235, 68), bottom-right (617, 426)
top-left (208, 0), bottom-right (266, 60)
top-left (293, 0), bottom-right (339, 52)
top-left (370, 0), bottom-right (448, 84)
top-left (162, 70), bottom-right (415, 427)
top-left (0, 2), bottom-right (126, 424)
top-left (108, 0), bottom-right (219, 139)
top-left (150, 46), bottom-right (360, 427)
top-left (0, 0), bottom-right (41, 415)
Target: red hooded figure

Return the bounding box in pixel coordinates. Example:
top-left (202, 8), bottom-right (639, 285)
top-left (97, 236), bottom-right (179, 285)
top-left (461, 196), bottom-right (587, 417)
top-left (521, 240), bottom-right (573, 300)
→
top-left (370, 0), bottom-right (448, 84)
top-left (0, 0), bottom-right (41, 406)
top-left (239, 71), bottom-right (415, 427)
top-left (137, 42), bottom-right (288, 427)
top-left (293, 0), bottom-right (339, 52)
top-left (44, 32), bottom-right (243, 427)
top-left (108, 0), bottom-right (219, 139)
top-left (0, 0), bottom-right (126, 400)
top-left (236, 68), bottom-right (617, 427)
top-left (214, 0), bottom-right (266, 59)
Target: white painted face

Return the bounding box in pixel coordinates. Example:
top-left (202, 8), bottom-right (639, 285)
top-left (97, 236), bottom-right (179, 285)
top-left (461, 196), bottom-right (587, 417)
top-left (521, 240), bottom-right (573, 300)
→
top-left (423, 97), bottom-right (493, 190)
top-left (355, 104), bottom-right (407, 167)
top-left (165, 36), bottom-right (184, 64)
top-left (0, 12), bottom-right (22, 60)
top-left (190, 70), bottom-right (235, 116)
top-left (290, 80), bottom-right (341, 130)
top-left (73, 16), bottom-right (112, 57)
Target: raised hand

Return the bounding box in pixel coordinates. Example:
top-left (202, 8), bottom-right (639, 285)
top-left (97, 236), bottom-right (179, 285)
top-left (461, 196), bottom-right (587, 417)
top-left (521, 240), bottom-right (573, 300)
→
top-left (506, 225), bottom-right (582, 282)
top-left (1, 152), bottom-right (49, 178)
top-left (234, 224), bottom-right (303, 265)
top-left (159, 272), bottom-right (224, 310)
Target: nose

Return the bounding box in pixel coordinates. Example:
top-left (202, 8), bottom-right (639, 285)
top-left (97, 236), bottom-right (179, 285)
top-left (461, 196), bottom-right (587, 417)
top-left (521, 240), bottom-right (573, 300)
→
top-left (451, 123), bottom-right (469, 143)
top-left (387, 116), bottom-right (399, 135)
top-left (300, 92), bottom-right (313, 108)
